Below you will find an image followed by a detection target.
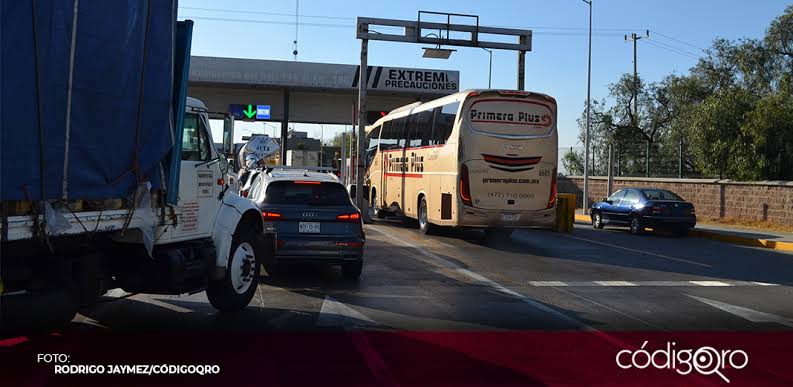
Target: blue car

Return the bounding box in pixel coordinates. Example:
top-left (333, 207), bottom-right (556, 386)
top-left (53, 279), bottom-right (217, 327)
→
top-left (246, 167), bottom-right (365, 279)
top-left (590, 188), bottom-right (696, 235)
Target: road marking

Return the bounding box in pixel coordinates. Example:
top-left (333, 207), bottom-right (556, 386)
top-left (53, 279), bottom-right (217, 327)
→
top-left (316, 296), bottom-right (376, 328)
top-left (367, 225), bottom-right (590, 330)
top-left (529, 281), bottom-right (568, 287)
top-left (528, 280), bottom-right (781, 287)
top-left (315, 295), bottom-right (398, 387)
top-left (561, 234), bottom-right (712, 267)
top-left (689, 280), bottom-right (731, 287)
top-left (594, 281), bottom-right (637, 287)
top-left (688, 295), bottom-right (793, 328)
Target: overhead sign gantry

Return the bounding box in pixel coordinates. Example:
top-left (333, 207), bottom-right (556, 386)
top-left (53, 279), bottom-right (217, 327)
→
top-left (352, 11), bottom-right (533, 215)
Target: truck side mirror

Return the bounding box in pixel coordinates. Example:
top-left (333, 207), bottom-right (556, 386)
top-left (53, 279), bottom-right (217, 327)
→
top-left (222, 115), bottom-right (234, 156)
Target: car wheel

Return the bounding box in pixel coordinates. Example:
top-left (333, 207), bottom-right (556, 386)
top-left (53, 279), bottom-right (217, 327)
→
top-left (592, 211), bottom-right (604, 229)
top-left (675, 227), bottom-right (689, 237)
top-left (418, 196), bottom-right (436, 235)
top-left (629, 216), bottom-right (644, 235)
top-left (342, 260), bottom-right (363, 279)
top-left (206, 228), bottom-right (261, 312)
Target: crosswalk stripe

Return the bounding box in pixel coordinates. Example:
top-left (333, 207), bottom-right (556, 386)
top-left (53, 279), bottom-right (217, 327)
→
top-left (528, 280), bottom-right (782, 287)
top-left (689, 281), bottom-right (731, 287)
top-left (594, 281), bottom-right (637, 287)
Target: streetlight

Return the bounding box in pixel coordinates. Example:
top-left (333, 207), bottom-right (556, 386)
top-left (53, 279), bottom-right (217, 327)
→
top-left (582, 0), bottom-right (592, 214)
top-left (481, 47), bottom-right (493, 88)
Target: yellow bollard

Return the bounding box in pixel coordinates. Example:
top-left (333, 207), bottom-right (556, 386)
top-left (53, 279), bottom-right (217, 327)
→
top-left (555, 194), bottom-right (576, 233)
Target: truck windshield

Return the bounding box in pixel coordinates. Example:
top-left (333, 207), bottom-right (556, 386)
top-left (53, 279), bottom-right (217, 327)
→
top-left (263, 181), bottom-right (351, 206)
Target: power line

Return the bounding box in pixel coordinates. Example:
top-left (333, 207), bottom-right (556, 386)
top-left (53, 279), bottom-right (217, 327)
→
top-left (180, 16), bottom-right (352, 29)
top-left (644, 39), bottom-right (700, 59)
top-left (650, 30), bottom-right (706, 52)
top-left (178, 6), bottom-right (355, 20)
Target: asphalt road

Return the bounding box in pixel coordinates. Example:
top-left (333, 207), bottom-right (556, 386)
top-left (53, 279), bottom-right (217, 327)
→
top-left (69, 219), bottom-right (793, 333)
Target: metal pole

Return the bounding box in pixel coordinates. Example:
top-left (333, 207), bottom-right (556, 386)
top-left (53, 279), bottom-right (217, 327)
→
top-left (633, 33), bottom-right (638, 123)
top-left (488, 49), bottom-right (492, 88)
top-left (356, 38), bottom-right (370, 220)
top-left (517, 50), bottom-right (525, 90)
top-left (280, 89), bottom-right (290, 165)
top-left (678, 139), bottom-right (683, 178)
top-left (319, 124), bottom-right (324, 167)
top-left (340, 125), bottom-right (346, 182)
top-left (583, 0), bottom-right (592, 213)
top-left (645, 140), bottom-right (650, 177)
top-left (607, 143), bottom-right (614, 196)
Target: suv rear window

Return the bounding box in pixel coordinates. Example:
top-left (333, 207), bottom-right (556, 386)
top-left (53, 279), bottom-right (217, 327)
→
top-left (263, 181), bottom-right (351, 206)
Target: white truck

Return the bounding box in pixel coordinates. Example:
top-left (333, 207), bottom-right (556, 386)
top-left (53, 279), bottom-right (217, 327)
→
top-left (0, 8), bottom-right (275, 333)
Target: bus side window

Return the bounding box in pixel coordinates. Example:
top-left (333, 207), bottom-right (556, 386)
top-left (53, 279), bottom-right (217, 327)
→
top-left (380, 120), bottom-right (397, 150)
top-left (416, 110), bottom-right (433, 147)
top-left (432, 102), bottom-right (459, 146)
top-left (406, 113), bottom-right (422, 148)
top-left (366, 125), bottom-right (381, 166)
top-left (396, 116), bottom-right (409, 148)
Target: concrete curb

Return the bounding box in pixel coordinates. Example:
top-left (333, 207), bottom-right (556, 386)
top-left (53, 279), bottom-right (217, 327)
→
top-left (573, 213), bottom-right (793, 252)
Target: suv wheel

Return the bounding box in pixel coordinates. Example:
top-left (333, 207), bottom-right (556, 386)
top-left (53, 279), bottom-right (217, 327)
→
top-left (342, 260), bottom-right (363, 279)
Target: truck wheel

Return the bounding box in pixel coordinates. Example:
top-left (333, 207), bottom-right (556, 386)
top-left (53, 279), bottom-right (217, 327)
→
top-left (207, 229), bottom-right (261, 312)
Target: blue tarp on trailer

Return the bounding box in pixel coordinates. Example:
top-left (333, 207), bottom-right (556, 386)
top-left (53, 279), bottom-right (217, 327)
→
top-left (1, 0), bottom-right (176, 201)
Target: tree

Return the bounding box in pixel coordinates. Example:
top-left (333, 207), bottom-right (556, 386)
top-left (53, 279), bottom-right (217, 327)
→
top-left (576, 6), bottom-right (793, 181)
top-left (561, 148), bottom-right (584, 176)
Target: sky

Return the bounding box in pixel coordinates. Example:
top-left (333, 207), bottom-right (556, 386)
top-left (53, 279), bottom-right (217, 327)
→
top-left (178, 0), bottom-right (791, 148)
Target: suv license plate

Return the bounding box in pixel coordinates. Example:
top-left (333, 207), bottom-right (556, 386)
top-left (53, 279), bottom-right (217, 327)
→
top-left (299, 222), bottom-right (321, 233)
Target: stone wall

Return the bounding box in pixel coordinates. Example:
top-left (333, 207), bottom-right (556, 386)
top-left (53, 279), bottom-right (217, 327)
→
top-left (558, 176), bottom-right (793, 226)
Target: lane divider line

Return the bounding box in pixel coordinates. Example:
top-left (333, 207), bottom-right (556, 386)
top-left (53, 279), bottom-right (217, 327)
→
top-left (561, 234), bottom-right (712, 267)
top-left (367, 225), bottom-right (591, 331)
top-left (528, 280), bottom-right (781, 287)
top-left (366, 224), bottom-right (707, 355)
top-left (574, 213), bottom-right (793, 252)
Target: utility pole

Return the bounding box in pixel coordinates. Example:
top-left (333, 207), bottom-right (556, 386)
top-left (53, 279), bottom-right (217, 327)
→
top-left (319, 124), bottom-right (324, 167)
top-left (582, 0), bottom-right (592, 213)
top-left (624, 31), bottom-right (649, 127)
top-left (481, 47), bottom-right (493, 88)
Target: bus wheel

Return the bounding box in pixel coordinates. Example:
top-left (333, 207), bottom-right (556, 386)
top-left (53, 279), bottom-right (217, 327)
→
top-left (418, 196), bottom-right (436, 235)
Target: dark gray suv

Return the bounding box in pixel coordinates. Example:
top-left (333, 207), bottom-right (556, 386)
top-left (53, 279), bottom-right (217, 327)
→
top-left (247, 167), bottom-right (364, 279)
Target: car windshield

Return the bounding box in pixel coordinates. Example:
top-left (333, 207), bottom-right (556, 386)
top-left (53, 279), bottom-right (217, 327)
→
top-left (640, 189), bottom-right (683, 201)
top-left (263, 181), bottom-right (350, 206)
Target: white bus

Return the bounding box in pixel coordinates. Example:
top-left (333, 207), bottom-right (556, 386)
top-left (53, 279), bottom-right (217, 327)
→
top-left (364, 89), bottom-right (558, 237)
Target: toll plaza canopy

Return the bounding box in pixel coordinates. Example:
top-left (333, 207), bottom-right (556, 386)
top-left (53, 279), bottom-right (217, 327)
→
top-left (187, 56), bottom-right (460, 125)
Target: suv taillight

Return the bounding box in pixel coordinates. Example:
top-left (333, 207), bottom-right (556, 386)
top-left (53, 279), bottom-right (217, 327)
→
top-left (337, 212), bottom-right (361, 223)
top-left (460, 164), bottom-right (472, 206)
top-left (262, 211), bottom-right (282, 220)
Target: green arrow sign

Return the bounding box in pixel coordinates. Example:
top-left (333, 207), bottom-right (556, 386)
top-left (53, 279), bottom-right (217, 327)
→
top-left (243, 104), bottom-right (256, 119)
